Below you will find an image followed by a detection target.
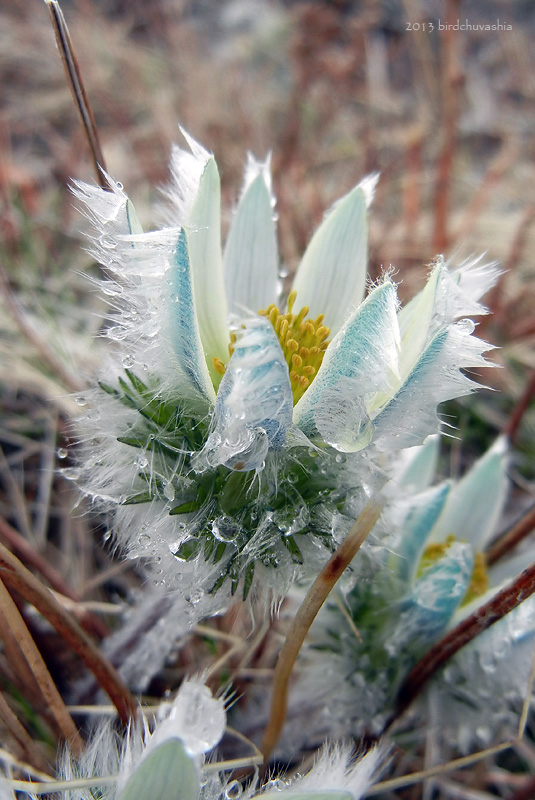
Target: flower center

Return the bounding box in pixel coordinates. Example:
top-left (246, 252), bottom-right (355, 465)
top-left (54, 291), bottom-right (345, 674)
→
top-left (213, 291), bottom-right (330, 405)
top-left (417, 535), bottom-right (489, 606)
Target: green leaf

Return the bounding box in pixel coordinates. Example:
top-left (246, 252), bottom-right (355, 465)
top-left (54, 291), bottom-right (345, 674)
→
top-left (281, 535), bottom-right (304, 564)
top-left (122, 491), bottom-right (153, 505)
top-left (118, 739), bottom-right (200, 800)
top-left (174, 539), bottom-right (201, 561)
top-left (170, 499), bottom-right (202, 515)
top-left (242, 561), bottom-right (255, 600)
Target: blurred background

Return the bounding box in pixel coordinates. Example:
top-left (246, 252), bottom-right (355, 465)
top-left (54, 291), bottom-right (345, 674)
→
top-left (1, 0), bottom-right (535, 793)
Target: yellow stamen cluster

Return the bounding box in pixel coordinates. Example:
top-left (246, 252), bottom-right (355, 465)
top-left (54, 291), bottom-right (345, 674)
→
top-left (259, 290), bottom-right (330, 404)
top-left (213, 291), bottom-right (330, 405)
top-left (417, 534), bottom-right (489, 606)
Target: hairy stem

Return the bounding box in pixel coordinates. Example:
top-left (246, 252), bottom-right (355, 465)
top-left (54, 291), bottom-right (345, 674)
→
top-left (261, 499), bottom-right (384, 763)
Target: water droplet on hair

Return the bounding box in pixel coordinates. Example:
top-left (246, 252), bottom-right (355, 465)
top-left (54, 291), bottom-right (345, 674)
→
top-left (135, 455), bottom-right (149, 469)
top-left (187, 589), bottom-right (203, 605)
top-left (457, 318), bottom-right (475, 334)
top-left (57, 447), bottom-right (68, 460)
top-left (139, 534), bottom-right (150, 546)
top-left (225, 780), bottom-right (242, 800)
top-left (122, 354), bottom-right (136, 368)
top-left (74, 396), bottom-right (87, 407)
top-left (163, 482), bottom-right (175, 502)
top-left (263, 778), bottom-right (286, 791)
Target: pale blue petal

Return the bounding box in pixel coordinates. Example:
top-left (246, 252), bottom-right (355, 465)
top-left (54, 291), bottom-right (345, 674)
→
top-left (224, 157), bottom-right (278, 314)
top-left (167, 229), bottom-right (216, 402)
top-left (429, 437), bottom-right (509, 550)
top-left (291, 175), bottom-right (378, 335)
top-left (119, 739), bottom-right (199, 800)
top-left (391, 483), bottom-right (451, 582)
top-left (397, 259), bottom-right (499, 386)
top-left (293, 280), bottom-right (399, 451)
top-left (387, 542), bottom-right (474, 653)
top-left (194, 317), bottom-right (293, 472)
top-left (397, 435), bottom-right (440, 491)
top-left (187, 157), bottom-right (230, 380)
top-left (371, 321), bottom-right (492, 451)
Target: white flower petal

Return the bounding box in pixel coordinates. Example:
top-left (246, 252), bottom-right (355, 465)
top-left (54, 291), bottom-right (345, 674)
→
top-left (195, 317), bottom-right (293, 472)
top-left (187, 156), bottom-right (230, 377)
top-left (291, 175), bottom-right (378, 334)
top-left (167, 229), bottom-right (216, 402)
top-left (224, 155), bottom-right (278, 314)
top-left (371, 321), bottom-right (493, 451)
top-left (397, 258), bottom-right (498, 385)
top-left (293, 280), bottom-right (399, 451)
top-left (161, 128), bottom-right (212, 226)
top-left (429, 437), bottom-right (508, 550)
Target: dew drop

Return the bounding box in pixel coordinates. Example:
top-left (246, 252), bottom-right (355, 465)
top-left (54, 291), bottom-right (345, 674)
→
top-left (57, 447), bottom-right (68, 460)
top-left (135, 455), bottom-right (149, 469)
top-left (74, 396), bottom-right (87, 407)
top-left (163, 482), bottom-right (175, 502)
top-left (457, 318), bottom-right (475, 334)
top-left (225, 780), bottom-right (242, 800)
top-left (122, 354), bottom-right (136, 368)
top-left (139, 534), bottom-right (150, 546)
top-left (263, 779), bottom-right (286, 791)
top-left (187, 588), bottom-right (203, 605)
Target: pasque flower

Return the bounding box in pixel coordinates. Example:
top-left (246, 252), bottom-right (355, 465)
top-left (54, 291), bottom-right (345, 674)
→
top-left (72, 131), bottom-right (499, 607)
top-left (277, 436), bottom-right (535, 751)
top-left (2, 678), bottom-right (384, 800)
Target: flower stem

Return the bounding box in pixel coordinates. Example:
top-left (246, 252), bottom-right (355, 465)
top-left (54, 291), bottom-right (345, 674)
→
top-left (261, 499), bottom-right (384, 763)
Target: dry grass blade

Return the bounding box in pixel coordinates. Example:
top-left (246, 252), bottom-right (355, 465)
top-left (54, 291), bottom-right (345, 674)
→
top-left (0, 577), bottom-right (84, 754)
top-left (0, 692), bottom-right (52, 775)
top-left (0, 260), bottom-right (82, 394)
top-left (45, 0), bottom-right (110, 189)
top-left (0, 542), bottom-right (137, 725)
top-left (0, 516), bottom-right (109, 639)
top-left (261, 499), bottom-right (384, 763)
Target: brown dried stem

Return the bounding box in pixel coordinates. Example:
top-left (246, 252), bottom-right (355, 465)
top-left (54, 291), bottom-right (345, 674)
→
top-left (45, 0), bottom-right (110, 189)
top-left (503, 367), bottom-right (535, 447)
top-left (0, 542), bottom-right (137, 726)
top-left (0, 690), bottom-right (52, 774)
top-left (486, 503), bottom-right (535, 567)
top-left (261, 499), bottom-right (384, 763)
top-left (0, 516), bottom-right (109, 639)
top-left (432, 0), bottom-right (461, 253)
top-left (385, 560), bottom-right (535, 732)
top-left (0, 577), bottom-right (84, 754)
